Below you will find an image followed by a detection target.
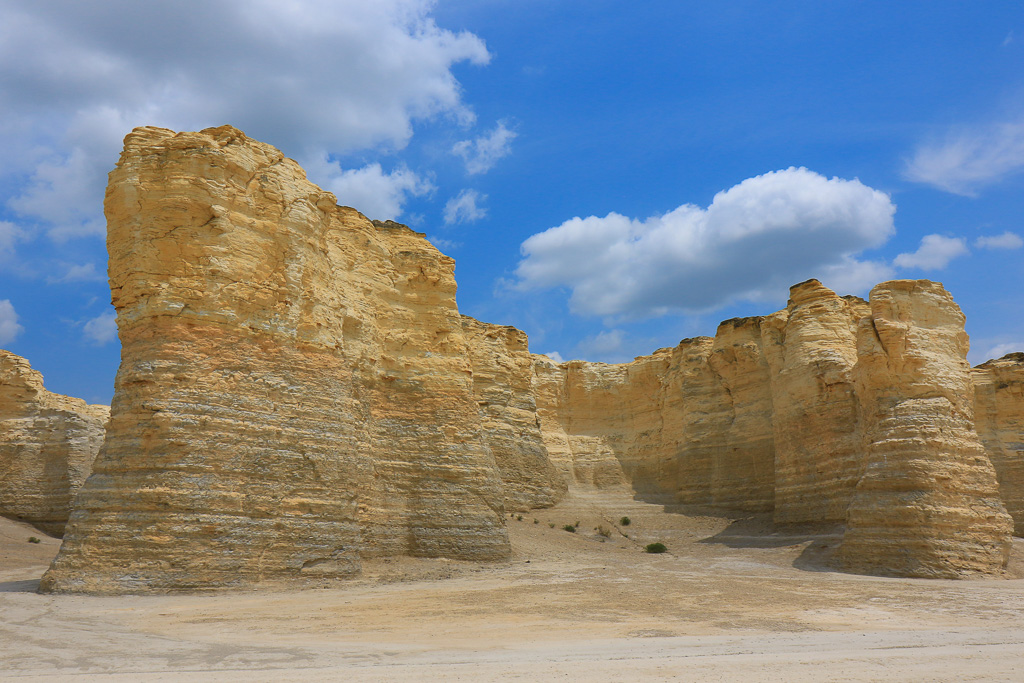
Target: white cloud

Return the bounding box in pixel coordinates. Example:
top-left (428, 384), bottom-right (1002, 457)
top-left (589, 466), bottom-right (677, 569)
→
top-left (426, 235), bottom-right (461, 252)
top-left (974, 231), bottom-right (1023, 250)
top-left (0, 0), bottom-right (489, 239)
top-left (893, 234), bottom-right (969, 270)
top-left (905, 120), bottom-right (1024, 195)
top-left (541, 351), bottom-right (565, 363)
top-left (452, 120), bottom-right (517, 174)
top-left (985, 342), bottom-right (1023, 360)
top-left (304, 157), bottom-right (434, 221)
top-left (0, 221), bottom-right (23, 261)
top-left (515, 167), bottom-right (896, 318)
top-left (0, 299), bottom-right (23, 344)
top-left (83, 311), bottom-right (117, 345)
top-left (443, 189), bottom-right (487, 225)
top-left (46, 262), bottom-right (106, 284)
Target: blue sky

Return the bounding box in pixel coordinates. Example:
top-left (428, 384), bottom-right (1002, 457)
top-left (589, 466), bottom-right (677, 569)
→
top-left (1, 1), bottom-right (1023, 404)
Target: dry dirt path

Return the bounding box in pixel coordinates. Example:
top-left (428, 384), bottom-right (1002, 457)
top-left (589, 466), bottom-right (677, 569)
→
top-left (2, 491), bottom-right (1023, 681)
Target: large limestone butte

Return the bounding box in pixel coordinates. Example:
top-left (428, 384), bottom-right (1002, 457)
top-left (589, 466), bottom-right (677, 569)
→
top-left (42, 126), bottom-right (508, 594)
top-left (972, 353), bottom-right (1024, 535)
top-left (461, 316), bottom-right (565, 510)
top-left (0, 351), bottom-right (109, 536)
top-left (838, 281), bottom-right (1013, 578)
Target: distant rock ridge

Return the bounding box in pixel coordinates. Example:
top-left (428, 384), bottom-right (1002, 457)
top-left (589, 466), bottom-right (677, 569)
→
top-left (0, 350), bottom-right (109, 536)
top-left (34, 125), bottom-right (1023, 591)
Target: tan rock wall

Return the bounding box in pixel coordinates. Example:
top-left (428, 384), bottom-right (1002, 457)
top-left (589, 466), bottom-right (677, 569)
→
top-left (972, 353), bottom-right (1024, 535)
top-left (0, 350), bottom-right (108, 536)
top-left (461, 316), bottom-right (565, 511)
top-left (42, 126), bottom-right (508, 594)
top-left (838, 280), bottom-right (1012, 577)
top-left (761, 280), bottom-right (868, 524)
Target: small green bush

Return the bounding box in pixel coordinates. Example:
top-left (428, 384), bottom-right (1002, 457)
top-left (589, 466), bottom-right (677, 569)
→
top-left (645, 542), bottom-right (667, 554)
top-left (533, 518), bottom-right (539, 524)
top-left (562, 524), bottom-right (577, 533)
top-left (28, 536), bottom-right (41, 544)
top-left (548, 522), bottom-right (556, 528)
top-left (516, 514), bottom-right (523, 521)
top-left (619, 516), bottom-right (631, 526)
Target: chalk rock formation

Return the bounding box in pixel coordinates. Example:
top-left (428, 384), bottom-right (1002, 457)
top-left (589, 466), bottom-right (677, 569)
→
top-left (529, 317), bottom-right (775, 513)
top-left (838, 281), bottom-right (1012, 578)
top-left (42, 126), bottom-right (508, 594)
top-left (0, 351), bottom-right (108, 535)
top-left (761, 280), bottom-right (868, 524)
top-left (461, 316), bottom-right (565, 510)
top-left (973, 353), bottom-right (1024, 535)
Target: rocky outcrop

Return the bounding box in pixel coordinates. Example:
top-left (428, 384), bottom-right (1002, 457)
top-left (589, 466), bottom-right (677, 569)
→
top-left (837, 281), bottom-right (1012, 578)
top-left (761, 280), bottom-right (868, 524)
top-left (461, 316), bottom-right (565, 510)
top-left (0, 351), bottom-right (108, 536)
top-left (42, 126), bottom-right (508, 594)
top-left (973, 353), bottom-right (1024, 535)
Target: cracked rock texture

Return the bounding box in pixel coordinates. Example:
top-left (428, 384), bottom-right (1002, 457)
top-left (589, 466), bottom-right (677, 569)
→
top-left (973, 353), bottom-right (1024, 535)
top-left (42, 126), bottom-right (508, 594)
top-left (0, 350), bottom-right (109, 536)
top-left (837, 280), bottom-right (1012, 578)
top-left (461, 316), bottom-right (565, 511)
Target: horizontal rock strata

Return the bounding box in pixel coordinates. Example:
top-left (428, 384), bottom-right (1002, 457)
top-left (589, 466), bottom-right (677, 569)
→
top-left (0, 350), bottom-right (108, 536)
top-left (972, 353), bottom-right (1024, 535)
top-left (42, 126), bottom-right (508, 594)
top-left (461, 316), bottom-right (565, 511)
top-left (837, 281), bottom-right (1012, 578)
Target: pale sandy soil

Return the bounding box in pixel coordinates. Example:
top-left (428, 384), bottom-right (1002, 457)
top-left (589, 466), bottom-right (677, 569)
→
top-left (2, 490), bottom-right (1024, 682)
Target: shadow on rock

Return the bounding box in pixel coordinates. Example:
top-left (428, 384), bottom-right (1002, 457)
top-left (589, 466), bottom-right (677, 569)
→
top-left (0, 578), bottom-right (42, 593)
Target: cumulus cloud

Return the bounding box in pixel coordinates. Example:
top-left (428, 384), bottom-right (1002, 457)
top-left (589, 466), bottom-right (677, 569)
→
top-left (304, 157), bottom-right (434, 221)
top-left (452, 120), bottom-right (517, 174)
top-left (46, 262), bottom-right (105, 284)
top-left (515, 167), bottom-right (896, 318)
top-left (905, 120), bottom-right (1024, 195)
top-left (893, 234), bottom-right (969, 270)
top-left (83, 310), bottom-right (117, 345)
top-left (0, 299), bottom-right (23, 344)
top-left (443, 189), bottom-right (487, 225)
top-left (0, 0), bottom-right (489, 239)
top-left (974, 231), bottom-right (1023, 250)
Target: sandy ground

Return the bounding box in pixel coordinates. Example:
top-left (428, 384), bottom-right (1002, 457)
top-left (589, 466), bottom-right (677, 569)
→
top-left (2, 490), bottom-right (1024, 681)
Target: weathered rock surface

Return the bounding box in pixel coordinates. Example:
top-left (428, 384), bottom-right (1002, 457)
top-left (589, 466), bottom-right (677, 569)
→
top-left (761, 280), bottom-right (868, 524)
top-left (838, 280), bottom-right (1012, 578)
top-left (0, 351), bottom-right (108, 536)
top-left (461, 316), bottom-right (565, 510)
top-left (42, 126), bottom-right (508, 594)
top-left (973, 353), bottom-right (1024, 535)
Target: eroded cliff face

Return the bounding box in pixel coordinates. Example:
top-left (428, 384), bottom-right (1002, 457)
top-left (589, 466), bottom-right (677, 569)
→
top-left (973, 354), bottom-right (1024, 535)
top-left (461, 316), bottom-right (566, 510)
top-left (837, 281), bottom-right (1012, 578)
top-left (42, 126), bottom-right (508, 594)
top-left (761, 280), bottom-right (868, 524)
top-left (0, 351), bottom-right (109, 536)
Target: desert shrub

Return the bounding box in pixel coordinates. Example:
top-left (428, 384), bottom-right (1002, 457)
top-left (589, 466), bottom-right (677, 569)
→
top-left (516, 514), bottom-right (523, 521)
top-left (28, 536), bottom-right (41, 544)
top-left (620, 516), bottom-right (631, 526)
top-left (562, 524), bottom-right (577, 533)
top-left (644, 542), bottom-right (667, 554)
top-left (596, 525), bottom-right (611, 538)
top-left (533, 519), bottom-right (539, 524)
top-left (548, 522), bottom-right (556, 528)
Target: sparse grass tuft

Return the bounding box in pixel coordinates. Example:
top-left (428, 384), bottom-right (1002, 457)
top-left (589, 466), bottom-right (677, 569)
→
top-left (533, 518), bottom-right (539, 524)
top-left (596, 525), bottom-right (611, 538)
top-left (562, 524), bottom-right (577, 533)
top-left (619, 516), bottom-right (631, 526)
top-left (28, 536), bottom-right (41, 544)
top-left (548, 522), bottom-right (556, 528)
top-left (644, 542), bottom-right (667, 554)
top-left (516, 514), bottom-right (523, 521)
